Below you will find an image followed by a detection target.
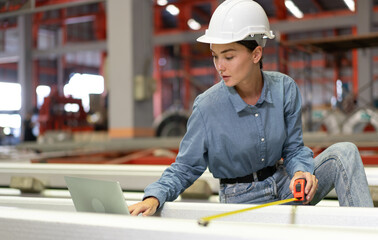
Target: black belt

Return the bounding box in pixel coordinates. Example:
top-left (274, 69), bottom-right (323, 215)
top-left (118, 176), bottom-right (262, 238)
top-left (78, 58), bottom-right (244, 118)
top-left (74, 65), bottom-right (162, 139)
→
top-left (220, 165), bottom-right (276, 184)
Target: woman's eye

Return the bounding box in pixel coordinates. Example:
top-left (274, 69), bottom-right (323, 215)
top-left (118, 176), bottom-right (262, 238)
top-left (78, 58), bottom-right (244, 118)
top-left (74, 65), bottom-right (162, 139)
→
top-left (225, 56), bottom-right (233, 60)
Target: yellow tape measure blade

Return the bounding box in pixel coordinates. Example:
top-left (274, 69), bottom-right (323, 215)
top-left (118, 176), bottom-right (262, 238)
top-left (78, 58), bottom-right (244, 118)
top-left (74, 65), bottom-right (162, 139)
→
top-left (198, 198), bottom-right (297, 227)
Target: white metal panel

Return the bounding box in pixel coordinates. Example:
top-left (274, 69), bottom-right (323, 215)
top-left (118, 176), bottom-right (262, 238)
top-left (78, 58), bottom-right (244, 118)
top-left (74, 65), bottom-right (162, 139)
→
top-left (0, 205), bottom-right (378, 240)
top-left (0, 163), bottom-right (219, 192)
top-left (0, 197), bottom-right (376, 228)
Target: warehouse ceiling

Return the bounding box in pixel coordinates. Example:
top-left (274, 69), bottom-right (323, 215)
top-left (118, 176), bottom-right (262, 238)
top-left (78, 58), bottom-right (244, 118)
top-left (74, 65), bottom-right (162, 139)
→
top-left (257, 0), bottom-right (352, 17)
top-left (257, 0), bottom-right (378, 16)
top-left (0, 1), bottom-right (377, 29)
top-left (153, 0), bottom-right (378, 38)
top-left (159, 0), bottom-right (378, 23)
top-left (0, 0), bottom-right (377, 16)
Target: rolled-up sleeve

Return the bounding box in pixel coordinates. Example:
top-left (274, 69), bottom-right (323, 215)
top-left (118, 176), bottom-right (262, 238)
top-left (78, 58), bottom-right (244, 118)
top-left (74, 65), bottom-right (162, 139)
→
top-left (281, 80), bottom-right (314, 177)
top-left (143, 99), bottom-right (208, 208)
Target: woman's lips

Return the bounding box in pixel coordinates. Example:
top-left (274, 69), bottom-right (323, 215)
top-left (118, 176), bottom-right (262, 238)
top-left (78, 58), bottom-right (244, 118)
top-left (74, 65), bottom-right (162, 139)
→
top-left (222, 75), bottom-right (230, 80)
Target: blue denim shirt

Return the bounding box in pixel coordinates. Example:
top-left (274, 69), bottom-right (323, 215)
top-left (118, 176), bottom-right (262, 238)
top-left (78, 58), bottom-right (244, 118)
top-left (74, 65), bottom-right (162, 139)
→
top-left (144, 71), bottom-right (314, 207)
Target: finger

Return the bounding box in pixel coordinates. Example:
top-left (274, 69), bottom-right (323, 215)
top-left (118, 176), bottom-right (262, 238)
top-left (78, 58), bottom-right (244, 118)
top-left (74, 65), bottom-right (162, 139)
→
top-left (130, 206), bottom-right (145, 216)
top-left (130, 208), bottom-right (139, 216)
top-left (128, 203), bottom-right (141, 215)
top-left (128, 204), bottom-right (136, 213)
top-left (304, 190), bottom-right (315, 203)
top-left (128, 209), bottom-right (135, 215)
top-left (142, 207), bottom-right (155, 217)
top-left (306, 185), bottom-right (316, 201)
top-left (304, 174), bottom-right (314, 194)
top-left (312, 177), bottom-right (319, 194)
top-left (305, 178), bottom-right (318, 203)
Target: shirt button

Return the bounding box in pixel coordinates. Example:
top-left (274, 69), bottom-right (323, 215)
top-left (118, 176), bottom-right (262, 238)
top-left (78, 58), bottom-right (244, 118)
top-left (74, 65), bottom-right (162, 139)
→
top-left (255, 113), bottom-right (259, 117)
top-left (261, 158), bottom-right (265, 162)
top-left (261, 138), bottom-right (265, 142)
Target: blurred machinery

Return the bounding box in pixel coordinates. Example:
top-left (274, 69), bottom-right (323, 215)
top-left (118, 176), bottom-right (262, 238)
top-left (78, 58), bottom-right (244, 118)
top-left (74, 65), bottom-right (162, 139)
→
top-left (308, 109), bottom-right (346, 134)
top-left (154, 108), bottom-right (189, 137)
top-left (87, 93), bottom-right (108, 131)
top-left (342, 108), bottom-right (378, 134)
top-left (309, 108), bottom-right (378, 134)
top-left (38, 88), bottom-right (93, 137)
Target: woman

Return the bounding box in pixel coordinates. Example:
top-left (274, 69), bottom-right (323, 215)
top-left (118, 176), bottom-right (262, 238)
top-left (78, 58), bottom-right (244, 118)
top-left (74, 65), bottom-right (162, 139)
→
top-left (129, 0), bottom-right (373, 216)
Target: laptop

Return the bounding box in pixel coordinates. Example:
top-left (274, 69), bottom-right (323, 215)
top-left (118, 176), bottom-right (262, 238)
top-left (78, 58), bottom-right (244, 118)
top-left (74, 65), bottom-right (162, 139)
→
top-left (64, 176), bottom-right (130, 215)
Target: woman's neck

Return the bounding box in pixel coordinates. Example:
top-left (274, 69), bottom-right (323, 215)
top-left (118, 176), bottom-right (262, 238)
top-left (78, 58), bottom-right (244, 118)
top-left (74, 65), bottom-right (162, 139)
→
top-left (235, 70), bottom-right (263, 105)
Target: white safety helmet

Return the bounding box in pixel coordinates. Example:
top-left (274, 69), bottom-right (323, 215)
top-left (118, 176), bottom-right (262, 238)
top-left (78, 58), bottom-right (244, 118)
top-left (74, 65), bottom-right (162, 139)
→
top-left (197, 0), bottom-right (275, 47)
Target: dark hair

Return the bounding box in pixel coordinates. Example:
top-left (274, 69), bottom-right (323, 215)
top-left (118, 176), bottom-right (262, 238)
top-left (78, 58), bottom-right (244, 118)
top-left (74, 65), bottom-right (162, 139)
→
top-left (236, 40), bottom-right (263, 69)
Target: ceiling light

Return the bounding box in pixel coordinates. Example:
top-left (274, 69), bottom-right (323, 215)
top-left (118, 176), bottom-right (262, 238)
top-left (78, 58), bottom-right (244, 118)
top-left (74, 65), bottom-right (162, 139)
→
top-left (157, 0), bottom-right (168, 6)
top-left (187, 19), bottom-right (201, 30)
top-left (166, 4), bottom-right (179, 16)
top-left (3, 127), bottom-right (11, 135)
top-left (285, 0), bottom-right (303, 19)
top-left (343, 0), bottom-right (355, 12)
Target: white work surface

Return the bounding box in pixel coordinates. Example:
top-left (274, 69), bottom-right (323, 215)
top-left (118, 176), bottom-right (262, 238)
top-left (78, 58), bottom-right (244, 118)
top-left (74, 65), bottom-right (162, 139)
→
top-left (1, 206), bottom-right (378, 240)
top-left (0, 200), bottom-right (378, 240)
top-left (0, 196), bottom-right (377, 227)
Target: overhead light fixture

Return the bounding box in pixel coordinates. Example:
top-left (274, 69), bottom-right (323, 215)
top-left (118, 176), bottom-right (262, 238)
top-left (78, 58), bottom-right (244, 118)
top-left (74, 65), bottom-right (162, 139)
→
top-left (343, 0), bottom-right (355, 12)
top-left (285, 0), bottom-right (303, 19)
top-left (166, 4), bottom-right (179, 16)
top-left (187, 19), bottom-right (201, 30)
top-left (157, 0), bottom-right (168, 6)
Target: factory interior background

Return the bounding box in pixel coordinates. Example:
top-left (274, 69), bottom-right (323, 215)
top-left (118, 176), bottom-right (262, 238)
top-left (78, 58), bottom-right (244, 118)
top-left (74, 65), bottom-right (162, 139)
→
top-left (0, 0), bottom-right (378, 239)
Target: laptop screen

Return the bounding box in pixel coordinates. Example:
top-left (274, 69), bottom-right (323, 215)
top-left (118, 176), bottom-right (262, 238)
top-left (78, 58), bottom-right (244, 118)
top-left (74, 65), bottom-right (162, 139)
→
top-left (65, 176), bottom-right (130, 215)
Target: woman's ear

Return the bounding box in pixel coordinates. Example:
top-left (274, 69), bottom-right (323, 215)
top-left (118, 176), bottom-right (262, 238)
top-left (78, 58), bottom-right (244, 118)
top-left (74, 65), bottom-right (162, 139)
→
top-left (252, 46), bottom-right (263, 64)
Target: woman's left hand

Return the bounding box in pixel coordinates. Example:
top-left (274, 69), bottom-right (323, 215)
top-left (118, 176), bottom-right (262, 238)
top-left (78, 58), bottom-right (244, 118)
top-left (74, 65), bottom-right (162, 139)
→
top-left (289, 171), bottom-right (318, 204)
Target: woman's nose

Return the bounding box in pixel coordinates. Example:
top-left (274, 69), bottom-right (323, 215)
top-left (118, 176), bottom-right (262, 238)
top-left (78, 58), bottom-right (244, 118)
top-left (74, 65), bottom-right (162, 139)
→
top-left (217, 62), bottom-right (225, 72)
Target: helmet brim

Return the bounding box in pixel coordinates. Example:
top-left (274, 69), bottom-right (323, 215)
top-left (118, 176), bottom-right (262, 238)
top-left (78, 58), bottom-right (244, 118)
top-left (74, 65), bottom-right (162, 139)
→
top-left (196, 35), bottom-right (235, 44)
top-left (196, 32), bottom-right (275, 45)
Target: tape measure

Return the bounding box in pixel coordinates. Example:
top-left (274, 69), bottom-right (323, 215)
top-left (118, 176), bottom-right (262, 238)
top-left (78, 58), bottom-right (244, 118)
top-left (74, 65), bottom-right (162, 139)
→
top-left (198, 178), bottom-right (307, 227)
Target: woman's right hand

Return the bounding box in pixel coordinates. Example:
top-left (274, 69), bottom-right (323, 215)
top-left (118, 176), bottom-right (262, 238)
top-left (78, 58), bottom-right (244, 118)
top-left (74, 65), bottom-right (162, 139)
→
top-left (128, 197), bottom-right (159, 216)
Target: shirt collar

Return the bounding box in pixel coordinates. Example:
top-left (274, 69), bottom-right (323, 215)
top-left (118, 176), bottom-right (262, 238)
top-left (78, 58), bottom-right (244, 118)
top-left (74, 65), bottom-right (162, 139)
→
top-left (261, 71), bottom-right (273, 104)
top-left (225, 71), bottom-right (273, 113)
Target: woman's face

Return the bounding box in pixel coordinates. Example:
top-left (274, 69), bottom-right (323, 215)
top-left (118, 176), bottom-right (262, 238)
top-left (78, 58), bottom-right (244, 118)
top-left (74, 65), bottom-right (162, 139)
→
top-left (211, 42), bottom-right (258, 87)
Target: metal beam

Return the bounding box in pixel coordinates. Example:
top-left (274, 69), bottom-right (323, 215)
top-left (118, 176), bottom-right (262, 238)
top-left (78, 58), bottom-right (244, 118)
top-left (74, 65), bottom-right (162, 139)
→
top-left (356, 0), bottom-right (374, 107)
top-left (0, 163), bottom-right (377, 194)
top-left (32, 40), bottom-right (107, 58)
top-left (13, 133), bottom-right (378, 153)
top-left (18, 14), bottom-right (33, 141)
top-left (0, 53), bottom-right (18, 64)
top-left (281, 32), bottom-right (378, 52)
top-left (0, 0), bottom-right (106, 19)
top-left (153, 31), bottom-right (204, 46)
top-left (0, 163), bottom-right (220, 193)
top-left (271, 14), bottom-right (357, 34)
